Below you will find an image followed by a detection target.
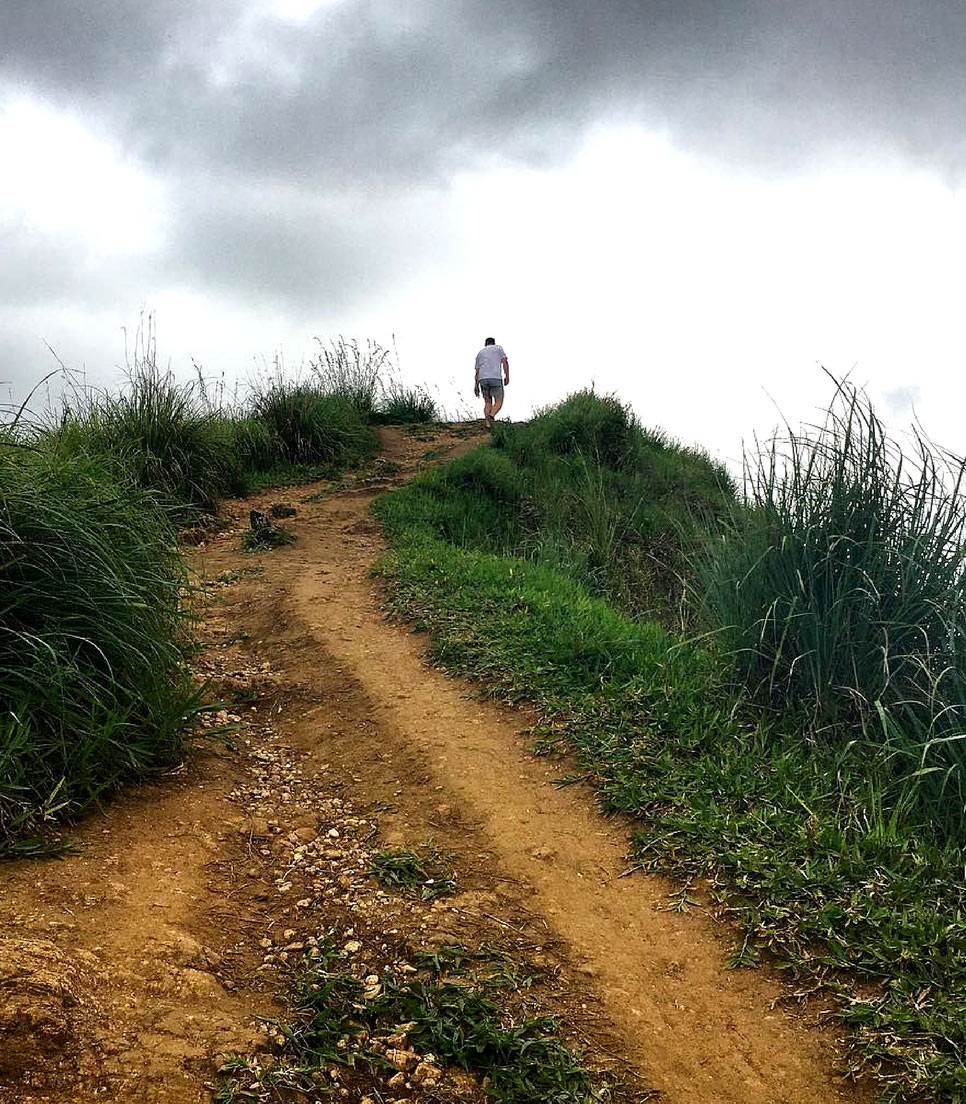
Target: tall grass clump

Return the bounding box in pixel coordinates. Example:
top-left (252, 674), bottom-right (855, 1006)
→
top-left (0, 444), bottom-right (196, 849)
top-left (247, 376), bottom-right (377, 468)
top-left (45, 326), bottom-right (394, 517)
top-left (308, 336), bottom-right (392, 419)
top-left (370, 380), bottom-right (440, 424)
top-left (702, 379), bottom-right (966, 827)
top-left (51, 359), bottom-right (243, 515)
top-left (309, 335), bottom-right (440, 424)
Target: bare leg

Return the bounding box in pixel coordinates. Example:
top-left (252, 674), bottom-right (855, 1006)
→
top-left (491, 394), bottom-right (504, 419)
top-left (483, 397), bottom-right (494, 424)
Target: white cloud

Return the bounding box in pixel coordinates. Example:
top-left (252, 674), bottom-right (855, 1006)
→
top-left (267, 0), bottom-right (347, 20)
top-left (0, 97), bottom-right (166, 252)
top-left (433, 127), bottom-right (966, 458)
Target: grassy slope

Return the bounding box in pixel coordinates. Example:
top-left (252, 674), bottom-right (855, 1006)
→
top-left (0, 446), bottom-right (200, 850)
top-left (374, 422), bottom-right (966, 1101)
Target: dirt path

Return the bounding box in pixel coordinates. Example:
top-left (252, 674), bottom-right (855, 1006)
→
top-left (0, 425), bottom-right (868, 1103)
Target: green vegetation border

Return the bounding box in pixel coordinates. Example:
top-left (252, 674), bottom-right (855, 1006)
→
top-left (374, 477), bottom-right (966, 1104)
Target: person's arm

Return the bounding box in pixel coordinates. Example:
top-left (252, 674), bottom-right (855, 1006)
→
top-left (474, 358), bottom-right (480, 396)
top-left (502, 355), bottom-right (509, 384)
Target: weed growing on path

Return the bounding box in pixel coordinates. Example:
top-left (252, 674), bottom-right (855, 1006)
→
top-left (217, 940), bottom-right (620, 1104)
top-left (215, 565), bottom-right (264, 586)
top-left (369, 843), bottom-right (458, 899)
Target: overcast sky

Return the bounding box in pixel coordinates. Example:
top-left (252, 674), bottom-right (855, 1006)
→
top-left (2, 0), bottom-right (965, 462)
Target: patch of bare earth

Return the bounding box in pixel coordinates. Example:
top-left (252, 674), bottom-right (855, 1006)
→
top-left (0, 425), bottom-right (870, 1103)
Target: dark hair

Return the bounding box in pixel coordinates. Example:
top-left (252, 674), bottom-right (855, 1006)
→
top-left (484, 337), bottom-right (496, 346)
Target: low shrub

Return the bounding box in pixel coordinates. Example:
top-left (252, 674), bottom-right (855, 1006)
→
top-left (241, 521), bottom-right (295, 553)
top-left (218, 940), bottom-right (610, 1104)
top-left (508, 389), bottom-right (642, 469)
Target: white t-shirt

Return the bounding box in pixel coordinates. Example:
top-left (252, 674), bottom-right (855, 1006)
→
top-left (475, 344), bottom-right (506, 380)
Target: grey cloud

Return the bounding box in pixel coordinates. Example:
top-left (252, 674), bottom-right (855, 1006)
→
top-left (0, 325), bottom-right (54, 408)
top-left (1, 2), bottom-right (238, 99)
top-left (5, 0), bottom-right (966, 368)
top-left (163, 176), bottom-right (459, 312)
top-left (0, 224), bottom-right (150, 308)
top-left (7, 0), bottom-right (966, 188)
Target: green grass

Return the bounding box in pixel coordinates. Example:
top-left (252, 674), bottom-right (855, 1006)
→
top-left (369, 843), bottom-right (458, 899)
top-left (47, 336), bottom-right (391, 521)
top-left (217, 940), bottom-right (617, 1104)
top-left (378, 390), bottom-right (735, 625)
top-left (0, 445), bottom-right (199, 851)
top-left (376, 532), bottom-right (966, 1100)
top-left (47, 368), bottom-right (378, 520)
top-left (372, 388), bottom-right (966, 1102)
top-left (701, 378), bottom-right (966, 831)
top-left (247, 379), bottom-right (377, 471)
top-left (370, 381), bottom-right (440, 424)
top-left (308, 335), bottom-right (389, 419)
top-left (51, 364), bottom-right (244, 516)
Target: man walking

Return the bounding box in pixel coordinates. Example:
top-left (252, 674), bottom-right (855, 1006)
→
top-left (474, 337), bottom-right (510, 427)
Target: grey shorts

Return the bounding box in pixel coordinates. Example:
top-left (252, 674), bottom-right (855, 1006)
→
top-left (480, 380), bottom-right (504, 401)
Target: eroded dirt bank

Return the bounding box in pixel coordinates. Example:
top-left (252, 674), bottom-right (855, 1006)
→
top-left (0, 425), bottom-right (867, 1103)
